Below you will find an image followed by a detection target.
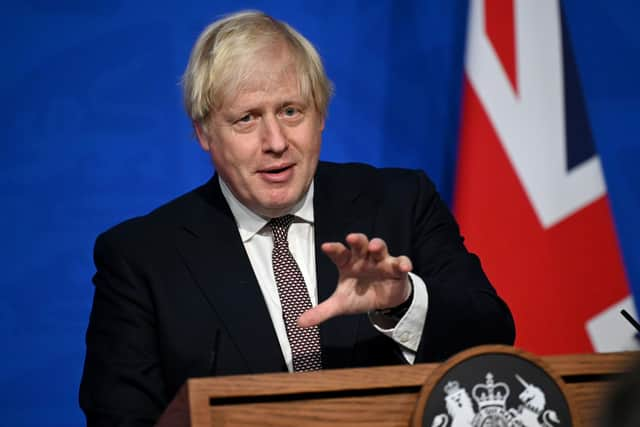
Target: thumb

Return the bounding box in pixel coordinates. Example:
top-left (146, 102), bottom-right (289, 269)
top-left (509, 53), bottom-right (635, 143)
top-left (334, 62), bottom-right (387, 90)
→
top-left (297, 298), bottom-right (339, 328)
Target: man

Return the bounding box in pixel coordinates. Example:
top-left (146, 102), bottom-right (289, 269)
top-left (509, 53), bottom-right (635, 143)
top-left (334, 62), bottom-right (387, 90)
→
top-left (80, 10), bottom-right (514, 426)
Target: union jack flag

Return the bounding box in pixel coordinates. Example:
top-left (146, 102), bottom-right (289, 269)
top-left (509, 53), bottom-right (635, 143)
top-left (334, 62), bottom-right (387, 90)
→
top-left (453, 0), bottom-right (637, 354)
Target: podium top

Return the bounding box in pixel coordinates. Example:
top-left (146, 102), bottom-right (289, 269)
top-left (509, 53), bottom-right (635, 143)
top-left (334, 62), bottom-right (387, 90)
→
top-left (157, 350), bottom-right (638, 427)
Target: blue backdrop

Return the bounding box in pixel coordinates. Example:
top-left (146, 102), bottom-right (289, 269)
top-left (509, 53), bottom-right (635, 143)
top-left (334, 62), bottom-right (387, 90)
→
top-left (1, 1), bottom-right (639, 425)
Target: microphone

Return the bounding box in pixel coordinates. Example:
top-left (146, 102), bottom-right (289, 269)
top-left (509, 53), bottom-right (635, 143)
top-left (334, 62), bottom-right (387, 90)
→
top-left (620, 309), bottom-right (640, 334)
top-left (208, 328), bottom-right (221, 376)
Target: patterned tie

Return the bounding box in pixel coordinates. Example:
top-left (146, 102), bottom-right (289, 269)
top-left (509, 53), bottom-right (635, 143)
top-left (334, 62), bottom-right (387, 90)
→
top-left (269, 215), bottom-right (322, 372)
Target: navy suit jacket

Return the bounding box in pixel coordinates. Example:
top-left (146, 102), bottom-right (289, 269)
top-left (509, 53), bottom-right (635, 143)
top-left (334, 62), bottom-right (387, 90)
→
top-left (79, 161), bottom-right (514, 426)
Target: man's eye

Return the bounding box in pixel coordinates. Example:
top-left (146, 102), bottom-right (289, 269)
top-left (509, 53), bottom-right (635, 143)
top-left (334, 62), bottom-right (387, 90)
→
top-left (237, 114), bottom-right (252, 123)
top-left (281, 106), bottom-right (303, 120)
top-left (231, 113), bottom-right (257, 132)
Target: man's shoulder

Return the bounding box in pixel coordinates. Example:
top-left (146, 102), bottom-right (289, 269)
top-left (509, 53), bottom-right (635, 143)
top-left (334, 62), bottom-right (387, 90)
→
top-left (95, 180), bottom-right (215, 248)
top-left (317, 161), bottom-right (436, 193)
top-left (319, 160), bottom-right (430, 177)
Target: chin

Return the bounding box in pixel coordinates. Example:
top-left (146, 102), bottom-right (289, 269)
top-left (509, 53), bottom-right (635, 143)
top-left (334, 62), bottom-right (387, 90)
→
top-left (261, 202), bottom-right (295, 217)
top-left (256, 195), bottom-right (299, 217)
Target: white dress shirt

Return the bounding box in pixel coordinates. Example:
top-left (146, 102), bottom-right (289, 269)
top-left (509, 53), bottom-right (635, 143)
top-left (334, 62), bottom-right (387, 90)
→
top-left (219, 178), bottom-right (428, 371)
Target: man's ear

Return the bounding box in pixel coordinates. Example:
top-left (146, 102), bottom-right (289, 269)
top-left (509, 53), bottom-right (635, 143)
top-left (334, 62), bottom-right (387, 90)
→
top-left (194, 121), bottom-right (211, 152)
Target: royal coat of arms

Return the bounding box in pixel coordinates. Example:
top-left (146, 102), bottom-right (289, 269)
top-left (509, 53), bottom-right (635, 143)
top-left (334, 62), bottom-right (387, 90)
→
top-left (430, 372), bottom-right (561, 427)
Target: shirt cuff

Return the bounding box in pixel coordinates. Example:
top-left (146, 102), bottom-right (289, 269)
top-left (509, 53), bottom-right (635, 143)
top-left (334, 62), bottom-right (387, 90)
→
top-left (368, 272), bottom-right (429, 364)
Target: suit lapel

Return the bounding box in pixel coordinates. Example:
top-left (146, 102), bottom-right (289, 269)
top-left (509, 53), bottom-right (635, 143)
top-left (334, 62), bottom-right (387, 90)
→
top-left (175, 177), bottom-right (286, 373)
top-left (313, 163), bottom-right (377, 368)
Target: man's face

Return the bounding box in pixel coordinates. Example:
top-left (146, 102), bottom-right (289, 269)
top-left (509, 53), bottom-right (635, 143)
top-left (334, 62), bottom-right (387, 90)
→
top-left (196, 47), bottom-right (324, 218)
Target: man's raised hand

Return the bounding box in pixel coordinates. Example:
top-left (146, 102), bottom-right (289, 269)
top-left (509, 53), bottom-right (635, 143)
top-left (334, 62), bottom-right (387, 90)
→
top-left (297, 233), bottom-right (413, 328)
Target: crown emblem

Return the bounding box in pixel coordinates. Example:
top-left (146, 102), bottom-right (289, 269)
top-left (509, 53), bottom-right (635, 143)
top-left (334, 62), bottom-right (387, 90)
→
top-left (471, 373), bottom-right (510, 410)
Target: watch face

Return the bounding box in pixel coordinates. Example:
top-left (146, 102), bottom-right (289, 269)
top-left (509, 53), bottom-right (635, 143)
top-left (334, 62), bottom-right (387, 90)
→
top-left (416, 350), bottom-right (573, 427)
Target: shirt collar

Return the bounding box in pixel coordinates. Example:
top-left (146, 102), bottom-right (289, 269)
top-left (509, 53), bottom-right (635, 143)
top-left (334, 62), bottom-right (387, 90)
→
top-left (218, 177), bottom-right (315, 243)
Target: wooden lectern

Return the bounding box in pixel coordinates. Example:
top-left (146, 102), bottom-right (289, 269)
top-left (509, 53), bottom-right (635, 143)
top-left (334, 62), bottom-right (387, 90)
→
top-left (157, 350), bottom-right (637, 426)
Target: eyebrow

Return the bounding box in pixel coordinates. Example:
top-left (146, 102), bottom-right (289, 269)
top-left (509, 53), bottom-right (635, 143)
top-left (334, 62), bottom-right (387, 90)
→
top-left (225, 95), bottom-right (308, 113)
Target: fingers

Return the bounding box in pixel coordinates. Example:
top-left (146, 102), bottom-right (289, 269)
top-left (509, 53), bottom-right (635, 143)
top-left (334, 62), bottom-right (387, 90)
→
top-left (323, 234), bottom-right (412, 273)
top-left (345, 234), bottom-right (389, 265)
top-left (321, 242), bottom-right (350, 268)
top-left (345, 233), bottom-right (369, 258)
top-left (347, 235), bottom-right (411, 276)
top-left (394, 255), bottom-right (413, 274)
top-left (321, 233), bottom-right (374, 267)
top-left (297, 299), bottom-right (338, 328)
top-left (368, 237), bottom-right (389, 263)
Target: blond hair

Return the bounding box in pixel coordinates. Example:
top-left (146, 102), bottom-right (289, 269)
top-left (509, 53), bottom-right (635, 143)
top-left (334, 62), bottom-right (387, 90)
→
top-left (182, 10), bottom-right (333, 124)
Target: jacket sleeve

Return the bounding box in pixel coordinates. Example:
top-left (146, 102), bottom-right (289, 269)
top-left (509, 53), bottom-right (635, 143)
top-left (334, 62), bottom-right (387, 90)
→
top-left (79, 231), bottom-right (167, 427)
top-left (408, 170), bottom-right (515, 362)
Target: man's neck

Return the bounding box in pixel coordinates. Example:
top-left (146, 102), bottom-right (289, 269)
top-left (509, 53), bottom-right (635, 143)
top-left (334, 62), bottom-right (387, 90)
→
top-left (217, 176), bottom-right (315, 241)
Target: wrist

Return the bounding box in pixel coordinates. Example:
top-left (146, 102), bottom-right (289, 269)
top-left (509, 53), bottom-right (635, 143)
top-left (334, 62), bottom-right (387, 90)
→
top-left (375, 277), bottom-right (414, 320)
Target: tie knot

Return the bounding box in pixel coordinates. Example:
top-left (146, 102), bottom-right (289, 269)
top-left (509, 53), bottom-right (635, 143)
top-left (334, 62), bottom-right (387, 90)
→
top-left (269, 214), bottom-right (295, 244)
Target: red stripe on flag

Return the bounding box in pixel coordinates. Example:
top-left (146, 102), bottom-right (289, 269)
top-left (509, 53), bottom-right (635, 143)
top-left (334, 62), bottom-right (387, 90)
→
top-left (485, 0), bottom-right (518, 94)
top-left (454, 78), bottom-right (629, 354)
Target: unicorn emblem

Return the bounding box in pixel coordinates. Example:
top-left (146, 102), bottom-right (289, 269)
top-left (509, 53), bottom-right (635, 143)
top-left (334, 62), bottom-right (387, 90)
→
top-left (507, 375), bottom-right (561, 427)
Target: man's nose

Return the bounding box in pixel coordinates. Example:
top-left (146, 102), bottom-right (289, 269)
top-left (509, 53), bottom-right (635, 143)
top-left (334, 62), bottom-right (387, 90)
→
top-left (261, 115), bottom-right (288, 153)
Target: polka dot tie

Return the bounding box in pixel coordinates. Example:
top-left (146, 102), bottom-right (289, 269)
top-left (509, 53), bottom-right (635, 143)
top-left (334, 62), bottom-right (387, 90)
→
top-left (269, 215), bottom-right (322, 372)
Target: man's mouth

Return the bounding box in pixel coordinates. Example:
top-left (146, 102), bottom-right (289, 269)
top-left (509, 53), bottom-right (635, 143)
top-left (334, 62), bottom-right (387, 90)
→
top-left (258, 164), bottom-right (295, 182)
top-left (263, 165), bottom-right (291, 174)
top-left (260, 164), bottom-right (293, 175)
